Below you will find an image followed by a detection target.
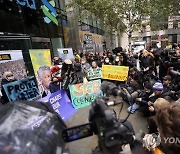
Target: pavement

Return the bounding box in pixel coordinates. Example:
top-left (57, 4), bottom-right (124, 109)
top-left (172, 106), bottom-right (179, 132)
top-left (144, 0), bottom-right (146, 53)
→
top-left (65, 96), bottom-right (148, 154)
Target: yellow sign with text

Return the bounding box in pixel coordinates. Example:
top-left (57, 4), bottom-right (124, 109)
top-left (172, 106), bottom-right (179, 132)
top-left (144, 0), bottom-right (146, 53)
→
top-left (102, 65), bottom-right (129, 81)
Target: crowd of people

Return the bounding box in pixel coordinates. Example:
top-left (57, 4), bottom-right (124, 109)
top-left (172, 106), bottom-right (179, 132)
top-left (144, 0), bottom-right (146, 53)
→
top-left (48, 45), bottom-right (180, 153)
top-left (0, 43), bottom-right (179, 153)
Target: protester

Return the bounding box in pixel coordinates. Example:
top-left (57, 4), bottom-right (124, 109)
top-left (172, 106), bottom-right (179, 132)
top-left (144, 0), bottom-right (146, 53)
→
top-left (103, 57), bottom-right (112, 65)
top-left (91, 61), bottom-right (99, 69)
top-left (155, 103), bottom-right (180, 153)
top-left (61, 59), bottom-right (75, 90)
top-left (139, 50), bottom-right (154, 81)
top-left (1, 71), bottom-right (17, 104)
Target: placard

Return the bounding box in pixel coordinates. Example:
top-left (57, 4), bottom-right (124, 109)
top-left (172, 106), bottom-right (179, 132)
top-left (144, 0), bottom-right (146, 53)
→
top-left (87, 68), bottom-right (102, 80)
top-left (48, 90), bottom-right (77, 121)
top-left (0, 50), bottom-right (27, 91)
top-left (29, 49), bottom-right (51, 76)
top-left (57, 48), bottom-right (75, 61)
top-left (3, 76), bottom-right (40, 102)
top-left (69, 80), bottom-right (103, 109)
top-left (29, 49), bottom-right (52, 96)
top-left (102, 65), bottom-right (129, 81)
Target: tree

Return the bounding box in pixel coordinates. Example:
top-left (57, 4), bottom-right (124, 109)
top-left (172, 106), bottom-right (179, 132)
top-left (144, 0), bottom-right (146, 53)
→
top-left (67, 0), bottom-right (177, 50)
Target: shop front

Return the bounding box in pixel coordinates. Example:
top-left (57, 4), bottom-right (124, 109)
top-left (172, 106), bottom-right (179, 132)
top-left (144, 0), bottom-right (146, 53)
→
top-left (0, 0), bottom-right (64, 75)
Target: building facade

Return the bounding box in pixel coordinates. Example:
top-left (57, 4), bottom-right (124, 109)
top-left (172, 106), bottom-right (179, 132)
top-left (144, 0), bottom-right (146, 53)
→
top-left (0, 0), bottom-right (106, 75)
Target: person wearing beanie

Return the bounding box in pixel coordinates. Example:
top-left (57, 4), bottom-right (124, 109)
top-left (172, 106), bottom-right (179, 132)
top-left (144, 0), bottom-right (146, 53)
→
top-left (145, 80), bottom-right (165, 115)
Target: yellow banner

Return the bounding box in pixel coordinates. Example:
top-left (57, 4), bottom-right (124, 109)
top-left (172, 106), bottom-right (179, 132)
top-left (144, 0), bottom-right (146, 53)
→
top-left (29, 49), bottom-right (51, 75)
top-left (102, 65), bottom-right (129, 81)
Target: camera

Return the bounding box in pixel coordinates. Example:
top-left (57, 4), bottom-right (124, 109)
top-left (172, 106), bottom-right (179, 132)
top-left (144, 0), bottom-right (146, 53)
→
top-left (62, 98), bottom-right (135, 152)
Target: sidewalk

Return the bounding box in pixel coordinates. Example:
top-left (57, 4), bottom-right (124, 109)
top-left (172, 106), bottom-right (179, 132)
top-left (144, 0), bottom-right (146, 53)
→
top-left (65, 97), bottom-right (148, 154)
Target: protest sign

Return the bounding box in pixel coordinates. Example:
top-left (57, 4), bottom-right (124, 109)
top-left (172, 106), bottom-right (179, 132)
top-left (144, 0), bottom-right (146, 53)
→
top-left (69, 79), bottom-right (103, 109)
top-left (84, 34), bottom-right (93, 51)
top-left (0, 50), bottom-right (27, 90)
top-left (102, 65), bottom-right (129, 81)
top-left (3, 76), bottom-right (40, 102)
top-left (29, 49), bottom-right (52, 96)
top-left (48, 90), bottom-right (77, 121)
top-left (29, 49), bottom-right (51, 76)
top-left (57, 48), bottom-right (75, 61)
top-left (87, 68), bottom-right (102, 80)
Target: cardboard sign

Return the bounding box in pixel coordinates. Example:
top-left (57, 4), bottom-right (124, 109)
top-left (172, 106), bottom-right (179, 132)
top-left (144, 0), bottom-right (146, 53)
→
top-left (57, 48), bottom-right (75, 61)
top-left (69, 80), bottom-right (103, 109)
top-left (87, 68), bottom-right (102, 80)
top-left (48, 90), bottom-right (77, 121)
top-left (3, 77), bottom-right (40, 102)
top-left (102, 65), bottom-right (129, 81)
top-left (0, 50), bottom-right (27, 91)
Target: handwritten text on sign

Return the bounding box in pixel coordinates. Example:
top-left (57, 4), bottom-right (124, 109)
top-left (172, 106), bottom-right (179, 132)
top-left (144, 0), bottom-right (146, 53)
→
top-left (69, 80), bottom-right (103, 109)
top-left (102, 65), bottom-right (129, 81)
top-left (87, 68), bottom-right (102, 80)
top-left (3, 77), bottom-right (40, 102)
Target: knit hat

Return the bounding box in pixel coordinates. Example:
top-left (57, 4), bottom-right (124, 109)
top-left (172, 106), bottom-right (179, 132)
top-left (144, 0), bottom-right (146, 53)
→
top-left (153, 80), bottom-right (164, 91)
top-left (163, 75), bottom-right (172, 81)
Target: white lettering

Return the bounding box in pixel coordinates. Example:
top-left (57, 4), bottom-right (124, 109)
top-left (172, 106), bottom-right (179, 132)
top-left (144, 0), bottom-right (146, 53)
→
top-left (164, 137), bottom-right (169, 143)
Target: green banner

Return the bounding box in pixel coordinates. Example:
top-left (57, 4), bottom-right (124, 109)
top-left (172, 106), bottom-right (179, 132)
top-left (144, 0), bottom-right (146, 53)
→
top-left (69, 80), bottom-right (103, 109)
top-left (87, 68), bottom-right (102, 80)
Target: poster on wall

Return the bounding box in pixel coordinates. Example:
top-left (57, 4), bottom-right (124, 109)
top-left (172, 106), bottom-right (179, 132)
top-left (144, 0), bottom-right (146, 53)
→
top-left (102, 65), bottom-right (129, 81)
top-left (84, 34), bottom-right (94, 51)
top-left (57, 48), bottom-right (75, 61)
top-left (0, 50), bottom-right (27, 91)
top-left (69, 79), bottom-right (103, 109)
top-left (3, 76), bottom-right (40, 102)
top-left (29, 49), bottom-right (52, 96)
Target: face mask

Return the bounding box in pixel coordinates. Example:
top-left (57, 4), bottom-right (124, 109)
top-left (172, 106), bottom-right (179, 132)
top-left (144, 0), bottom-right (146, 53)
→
top-left (81, 61), bottom-right (85, 64)
top-left (105, 59), bottom-right (109, 63)
top-left (115, 58), bottom-right (120, 62)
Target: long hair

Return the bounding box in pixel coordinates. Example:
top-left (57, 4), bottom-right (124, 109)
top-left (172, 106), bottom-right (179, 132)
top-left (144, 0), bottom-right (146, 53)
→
top-left (156, 103), bottom-right (180, 153)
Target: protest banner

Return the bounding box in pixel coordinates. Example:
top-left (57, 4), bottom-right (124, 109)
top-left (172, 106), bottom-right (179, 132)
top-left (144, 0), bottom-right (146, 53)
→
top-left (57, 48), bottom-right (75, 61)
top-left (0, 50), bottom-right (27, 90)
top-left (29, 49), bottom-right (52, 96)
top-left (29, 49), bottom-right (51, 76)
top-left (102, 65), bottom-right (129, 81)
top-left (3, 76), bottom-right (40, 102)
top-left (48, 90), bottom-right (77, 121)
top-left (69, 79), bottom-right (103, 109)
top-left (87, 68), bottom-right (102, 80)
